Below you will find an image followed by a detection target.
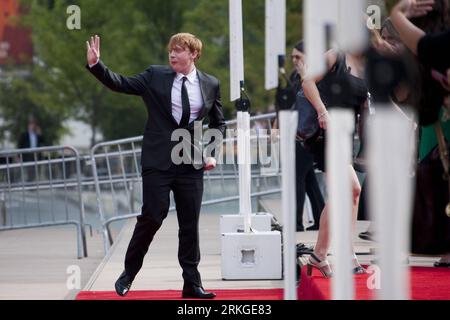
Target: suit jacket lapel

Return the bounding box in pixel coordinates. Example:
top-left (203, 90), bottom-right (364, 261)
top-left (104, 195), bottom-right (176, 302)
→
top-left (164, 70), bottom-right (179, 127)
top-left (196, 70), bottom-right (209, 120)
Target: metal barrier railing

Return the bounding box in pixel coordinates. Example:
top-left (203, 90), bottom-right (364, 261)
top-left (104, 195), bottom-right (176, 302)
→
top-left (90, 113), bottom-right (281, 253)
top-left (0, 145), bottom-right (88, 259)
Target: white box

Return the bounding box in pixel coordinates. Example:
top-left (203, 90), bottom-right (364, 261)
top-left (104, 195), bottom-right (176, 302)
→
top-left (221, 231), bottom-right (282, 280)
top-left (220, 213), bottom-right (273, 233)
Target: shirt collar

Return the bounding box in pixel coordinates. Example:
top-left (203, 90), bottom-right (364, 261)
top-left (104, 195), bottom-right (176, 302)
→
top-left (176, 67), bottom-right (197, 83)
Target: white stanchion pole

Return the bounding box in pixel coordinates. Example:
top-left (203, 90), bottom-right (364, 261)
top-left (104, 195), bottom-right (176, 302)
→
top-left (276, 0), bottom-right (286, 60)
top-left (237, 112), bottom-right (244, 216)
top-left (229, 0), bottom-right (245, 102)
top-left (280, 110), bottom-right (298, 300)
top-left (368, 106), bottom-right (414, 300)
top-left (243, 111), bottom-right (252, 232)
top-left (336, 0), bottom-right (367, 53)
top-left (304, 0), bottom-right (338, 78)
top-left (237, 111), bottom-right (252, 233)
top-left (230, 0), bottom-right (252, 232)
top-left (328, 109), bottom-right (355, 300)
top-left (304, 0), bottom-right (367, 78)
top-left (265, 0), bottom-right (286, 90)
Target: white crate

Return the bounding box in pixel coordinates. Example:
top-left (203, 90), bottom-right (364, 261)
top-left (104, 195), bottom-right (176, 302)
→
top-left (221, 231), bottom-right (282, 280)
top-left (220, 213), bottom-right (273, 233)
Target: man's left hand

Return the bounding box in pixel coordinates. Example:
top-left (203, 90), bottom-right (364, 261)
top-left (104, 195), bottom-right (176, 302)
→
top-left (204, 157), bottom-right (217, 171)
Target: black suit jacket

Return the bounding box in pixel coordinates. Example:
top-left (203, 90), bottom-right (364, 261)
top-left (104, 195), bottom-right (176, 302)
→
top-left (18, 132), bottom-right (45, 162)
top-left (87, 61), bottom-right (226, 170)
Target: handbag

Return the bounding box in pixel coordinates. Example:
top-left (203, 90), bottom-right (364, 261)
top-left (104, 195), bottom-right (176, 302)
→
top-left (411, 121), bottom-right (450, 254)
top-left (295, 53), bottom-right (349, 140)
top-left (295, 89), bottom-right (320, 140)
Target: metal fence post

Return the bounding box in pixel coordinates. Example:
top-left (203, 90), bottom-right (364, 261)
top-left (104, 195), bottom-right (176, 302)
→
top-left (89, 113), bottom-right (286, 254)
top-left (0, 192), bottom-right (6, 227)
top-left (0, 145), bottom-right (88, 259)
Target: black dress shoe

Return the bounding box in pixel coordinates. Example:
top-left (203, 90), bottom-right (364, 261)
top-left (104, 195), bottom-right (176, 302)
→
top-left (434, 261), bottom-right (450, 267)
top-left (115, 271), bottom-right (133, 297)
top-left (182, 285), bottom-right (216, 299)
top-left (358, 231), bottom-right (375, 241)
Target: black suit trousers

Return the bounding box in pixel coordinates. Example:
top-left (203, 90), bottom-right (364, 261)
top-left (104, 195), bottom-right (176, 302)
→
top-left (124, 164), bottom-right (204, 287)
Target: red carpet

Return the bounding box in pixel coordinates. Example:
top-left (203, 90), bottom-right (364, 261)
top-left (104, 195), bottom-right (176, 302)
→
top-left (76, 266), bottom-right (450, 300)
top-left (76, 288), bottom-right (284, 300)
top-left (297, 266), bottom-right (450, 300)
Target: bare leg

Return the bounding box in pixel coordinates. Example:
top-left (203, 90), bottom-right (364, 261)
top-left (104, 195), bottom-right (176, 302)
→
top-left (313, 203), bottom-right (329, 260)
top-left (349, 166), bottom-right (363, 269)
top-left (311, 166), bottom-right (361, 272)
top-left (309, 171), bottom-right (332, 276)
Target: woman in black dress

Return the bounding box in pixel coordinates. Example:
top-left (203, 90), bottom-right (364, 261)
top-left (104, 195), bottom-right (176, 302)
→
top-left (302, 49), bottom-right (369, 278)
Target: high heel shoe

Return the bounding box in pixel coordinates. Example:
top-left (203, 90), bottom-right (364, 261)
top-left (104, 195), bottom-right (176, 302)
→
top-left (352, 254), bottom-right (367, 274)
top-left (307, 253), bottom-right (333, 278)
top-left (353, 265), bottom-right (367, 274)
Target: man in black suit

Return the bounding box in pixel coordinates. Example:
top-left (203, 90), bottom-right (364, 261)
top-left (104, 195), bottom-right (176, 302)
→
top-left (17, 117), bottom-right (45, 181)
top-left (86, 33), bottom-right (225, 298)
top-left (18, 117), bottom-right (45, 157)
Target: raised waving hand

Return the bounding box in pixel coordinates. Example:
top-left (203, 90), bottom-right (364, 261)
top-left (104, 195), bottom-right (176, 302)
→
top-left (86, 35), bottom-right (100, 66)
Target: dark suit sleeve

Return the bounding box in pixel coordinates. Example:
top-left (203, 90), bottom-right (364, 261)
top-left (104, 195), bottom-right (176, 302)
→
top-left (86, 60), bottom-right (151, 96)
top-left (206, 81), bottom-right (226, 157)
top-left (18, 133), bottom-right (27, 149)
top-left (38, 134), bottom-right (45, 147)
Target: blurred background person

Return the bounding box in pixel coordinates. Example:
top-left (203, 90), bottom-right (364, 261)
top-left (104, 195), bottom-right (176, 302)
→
top-left (17, 116), bottom-right (45, 181)
top-left (391, 0), bottom-right (450, 268)
top-left (274, 41), bottom-right (325, 232)
top-left (358, 17), bottom-right (418, 241)
top-left (17, 116), bottom-right (45, 155)
top-left (301, 45), bottom-right (369, 277)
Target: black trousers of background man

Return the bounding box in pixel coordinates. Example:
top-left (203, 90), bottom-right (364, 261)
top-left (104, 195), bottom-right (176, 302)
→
top-left (295, 140), bottom-right (324, 230)
top-left (124, 163), bottom-right (204, 287)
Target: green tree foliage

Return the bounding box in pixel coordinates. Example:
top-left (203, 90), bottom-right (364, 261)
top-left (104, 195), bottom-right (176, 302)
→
top-left (0, 75), bottom-right (68, 146)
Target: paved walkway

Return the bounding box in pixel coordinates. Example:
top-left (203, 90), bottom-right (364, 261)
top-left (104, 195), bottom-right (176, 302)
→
top-left (0, 225), bottom-right (106, 300)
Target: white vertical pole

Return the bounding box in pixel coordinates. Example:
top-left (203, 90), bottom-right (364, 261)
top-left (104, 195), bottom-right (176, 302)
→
top-left (305, 0), bottom-right (367, 77)
top-left (328, 109), bottom-right (355, 300)
top-left (336, 0), bottom-right (368, 53)
top-left (237, 112), bottom-right (245, 216)
top-left (304, 0), bottom-right (338, 78)
top-left (230, 0), bottom-right (251, 231)
top-left (265, 0), bottom-right (286, 90)
top-left (265, 0), bottom-right (278, 90)
top-left (277, 0), bottom-right (286, 58)
top-left (245, 112), bottom-right (252, 230)
top-left (368, 106), bottom-right (414, 300)
top-left (280, 110), bottom-right (298, 300)
top-left (237, 111), bottom-right (252, 232)
top-left (229, 0), bottom-right (245, 101)
top-left (243, 111), bottom-right (252, 232)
